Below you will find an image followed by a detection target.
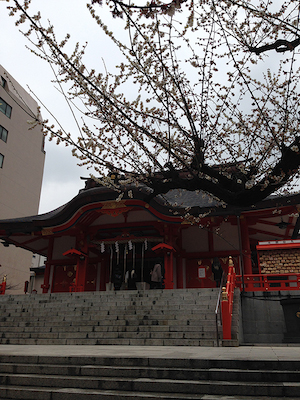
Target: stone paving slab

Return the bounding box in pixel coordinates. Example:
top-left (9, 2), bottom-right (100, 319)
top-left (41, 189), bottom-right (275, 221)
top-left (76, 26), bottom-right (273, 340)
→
top-left (0, 345), bottom-right (298, 361)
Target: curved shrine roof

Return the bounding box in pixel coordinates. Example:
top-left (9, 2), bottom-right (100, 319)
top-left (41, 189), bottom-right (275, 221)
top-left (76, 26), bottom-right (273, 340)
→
top-left (0, 182), bottom-right (299, 256)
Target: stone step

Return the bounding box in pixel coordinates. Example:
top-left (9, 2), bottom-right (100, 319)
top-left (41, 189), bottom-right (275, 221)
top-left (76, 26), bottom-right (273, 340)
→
top-left (0, 301), bottom-right (217, 310)
top-left (0, 338), bottom-right (218, 346)
top-left (0, 301), bottom-right (217, 309)
top-left (0, 291), bottom-right (219, 305)
top-left (0, 320), bottom-right (218, 329)
top-left (0, 331), bottom-right (220, 339)
top-left (0, 362), bottom-right (298, 382)
top-left (0, 324), bottom-right (221, 334)
top-left (0, 372), bottom-right (299, 398)
top-left (0, 395), bottom-right (299, 400)
top-left (0, 289), bottom-right (233, 346)
top-left (0, 324), bottom-right (219, 333)
top-left (1, 330), bottom-right (219, 339)
top-left (0, 300), bottom-right (218, 308)
top-left (0, 295), bottom-right (219, 302)
top-left (0, 355), bottom-right (299, 370)
top-left (0, 355), bottom-right (300, 400)
top-left (0, 314), bottom-right (216, 321)
top-left (0, 310), bottom-right (216, 319)
top-left (0, 302), bottom-right (217, 308)
top-left (2, 291), bottom-right (217, 296)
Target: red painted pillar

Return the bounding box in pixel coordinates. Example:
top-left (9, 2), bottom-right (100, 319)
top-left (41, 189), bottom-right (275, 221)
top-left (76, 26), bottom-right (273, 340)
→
top-left (74, 236), bottom-right (89, 291)
top-left (75, 259), bottom-right (88, 291)
top-left (42, 237), bottom-right (54, 293)
top-left (221, 295), bottom-right (231, 340)
top-left (208, 229), bottom-right (214, 252)
top-left (240, 217), bottom-right (252, 274)
top-left (42, 262), bottom-right (51, 293)
top-left (176, 256), bottom-right (183, 289)
top-left (164, 251), bottom-right (174, 289)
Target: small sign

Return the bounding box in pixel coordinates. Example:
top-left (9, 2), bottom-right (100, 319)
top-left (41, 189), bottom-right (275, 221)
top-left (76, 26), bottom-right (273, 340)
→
top-left (198, 267), bottom-right (206, 279)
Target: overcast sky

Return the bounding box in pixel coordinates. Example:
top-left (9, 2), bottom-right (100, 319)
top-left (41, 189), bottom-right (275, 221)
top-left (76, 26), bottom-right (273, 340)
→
top-left (1, 0), bottom-right (123, 214)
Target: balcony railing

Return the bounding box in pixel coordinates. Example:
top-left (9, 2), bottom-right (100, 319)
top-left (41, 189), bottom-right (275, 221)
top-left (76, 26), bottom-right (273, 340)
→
top-left (236, 273), bottom-right (300, 292)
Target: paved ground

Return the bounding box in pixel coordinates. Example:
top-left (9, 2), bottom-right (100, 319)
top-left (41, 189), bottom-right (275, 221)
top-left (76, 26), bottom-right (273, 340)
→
top-left (0, 345), bottom-right (299, 360)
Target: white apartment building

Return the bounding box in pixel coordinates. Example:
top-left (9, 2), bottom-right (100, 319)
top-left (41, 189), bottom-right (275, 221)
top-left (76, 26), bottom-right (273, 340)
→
top-left (0, 64), bottom-right (45, 294)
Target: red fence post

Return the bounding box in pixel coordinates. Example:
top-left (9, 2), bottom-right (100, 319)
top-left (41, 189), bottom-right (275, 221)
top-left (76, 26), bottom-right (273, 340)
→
top-left (221, 288), bottom-right (231, 339)
top-left (221, 256), bottom-right (236, 341)
top-left (0, 276), bottom-right (7, 295)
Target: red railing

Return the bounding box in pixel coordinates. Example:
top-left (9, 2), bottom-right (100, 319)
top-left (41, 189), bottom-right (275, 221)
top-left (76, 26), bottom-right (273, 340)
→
top-left (220, 269), bottom-right (300, 341)
top-left (221, 256), bottom-right (236, 340)
top-left (236, 273), bottom-right (300, 292)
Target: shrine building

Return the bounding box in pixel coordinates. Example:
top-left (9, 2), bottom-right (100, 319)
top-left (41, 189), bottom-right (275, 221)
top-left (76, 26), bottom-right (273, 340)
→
top-left (0, 178), bottom-right (299, 294)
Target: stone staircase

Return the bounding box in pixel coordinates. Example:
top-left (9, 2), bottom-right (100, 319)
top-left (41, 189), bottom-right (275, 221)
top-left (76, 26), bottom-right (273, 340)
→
top-left (0, 353), bottom-right (299, 399)
top-left (0, 288), bottom-right (239, 346)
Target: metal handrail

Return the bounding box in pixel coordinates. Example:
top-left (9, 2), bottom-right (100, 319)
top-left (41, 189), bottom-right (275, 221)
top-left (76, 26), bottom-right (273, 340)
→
top-left (214, 272), bottom-right (226, 347)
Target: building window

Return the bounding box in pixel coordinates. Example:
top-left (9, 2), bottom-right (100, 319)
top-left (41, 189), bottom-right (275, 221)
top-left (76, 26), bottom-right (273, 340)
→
top-left (0, 153), bottom-right (4, 168)
top-left (1, 77), bottom-right (6, 89)
top-left (0, 98), bottom-right (12, 118)
top-left (0, 126), bottom-right (8, 143)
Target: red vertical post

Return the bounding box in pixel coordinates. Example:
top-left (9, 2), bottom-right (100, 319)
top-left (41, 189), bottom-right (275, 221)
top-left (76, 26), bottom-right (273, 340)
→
top-left (176, 256), bottom-right (183, 289)
top-left (42, 263), bottom-right (51, 293)
top-left (221, 256), bottom-right (236, 340)
top-left (221, 293), bottom-right (231, 340)
top-left (163, 225), bottom-right (174, 289)
top-left (164, 251), bottom-right (174, 289)
top-left (42, 237), bottom-right (54, 293)
top-left (74, 235), bottom-right (89, 291)
top-left (75, 260), bottom-right (87, 291)
top-left (240, 217), bottom-right (252, 275)
top-left (208, 229), bottom-right (214, 252)
top-left (0, 277), bottom-right (6, 295)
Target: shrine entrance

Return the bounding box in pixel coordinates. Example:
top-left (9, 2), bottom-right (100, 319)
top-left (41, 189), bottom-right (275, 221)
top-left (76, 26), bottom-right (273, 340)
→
top-left (51, 264), bottom-right (76, 293)
top-left (185, 257), bottom-right (240, 289)
top-left (98, 240), bottom-right (163, 291)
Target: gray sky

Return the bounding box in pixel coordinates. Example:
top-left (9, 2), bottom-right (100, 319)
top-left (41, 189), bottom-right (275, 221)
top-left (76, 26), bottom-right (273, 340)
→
top-left (1, 0), bottom-right (122, 214)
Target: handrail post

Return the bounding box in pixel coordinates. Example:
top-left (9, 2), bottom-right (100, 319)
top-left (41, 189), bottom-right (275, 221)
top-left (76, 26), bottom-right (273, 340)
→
top-left (0, 275), bottom-right (6, 295)
top-left (221, 256), bottom-right (236, 341)
top-left (221, 287), bottom-right (231, 339)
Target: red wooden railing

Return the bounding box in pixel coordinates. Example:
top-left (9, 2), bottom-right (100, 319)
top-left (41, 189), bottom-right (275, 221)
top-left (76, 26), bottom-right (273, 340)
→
top-left (236, 273), bottom-right (300, 292)
top-left (221, 256), bottom-right (236, 340)
top-left (221, 264), bottom-right (300, 340)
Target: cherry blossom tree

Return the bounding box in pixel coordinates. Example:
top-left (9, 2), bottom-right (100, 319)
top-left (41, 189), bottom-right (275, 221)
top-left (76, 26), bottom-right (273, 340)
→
top-left (7, 0), bottom-right (300, 208)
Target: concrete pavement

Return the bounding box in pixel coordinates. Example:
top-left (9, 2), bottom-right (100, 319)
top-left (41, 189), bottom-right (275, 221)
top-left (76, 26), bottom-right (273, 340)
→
top-left (0, 345), bottom-right (299, 361)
